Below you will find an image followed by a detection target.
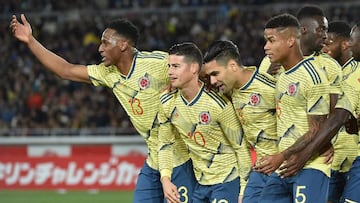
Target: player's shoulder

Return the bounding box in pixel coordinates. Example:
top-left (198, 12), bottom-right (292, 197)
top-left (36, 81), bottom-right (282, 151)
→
top-left (255, 70), bottom-right (277, 87)
top-left (345, 58), bottom-right (359, 68)
top-left (344, 67), bottom-right (360, 90)
top-left (203, 89), bottom-right (230, 109)
top-left (137, 50), bottom-right (169, 60)
top-left (160, 88), bottom-right (178, 104)
top-left (258, 56), bottom-right (271, 73)
top-left (314, 52), bottom-right (341, 67)
top-left (287, 57), bottom-right (326, 84)
top-left (87, 63), bottom-right (117, 74)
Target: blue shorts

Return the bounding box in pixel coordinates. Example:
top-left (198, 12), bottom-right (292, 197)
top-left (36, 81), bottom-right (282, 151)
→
top-left (192, 177), bottom-right (240, 202)
top-left (170, 159), bottom-right (196, 203)
top-left (328, 170), bottom-right (348, 203)
top-left (341, 156), bottom-right (360, 203)
top-left (134, 160), bottom-right (196, 203)
top-left (133, 161), bottom-right (163, 203)
top-left (259, 169), bottom-right (329, 203)
top-left (243, 171), bottom-right (269, 203)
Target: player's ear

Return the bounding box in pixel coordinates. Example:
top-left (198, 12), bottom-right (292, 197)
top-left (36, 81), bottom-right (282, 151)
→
top-left (341, 40), bottom-right (350, 51)
top-left (118, 39), bottom-right (130, 51)
top-left (300, 26), bottom-right (307, 35)
top-left (229, 59), bottom-right (238, 72)
top-left (191, 63), bottom-right (200, 74)
top-left (287, 36), bottom-right (296, 48)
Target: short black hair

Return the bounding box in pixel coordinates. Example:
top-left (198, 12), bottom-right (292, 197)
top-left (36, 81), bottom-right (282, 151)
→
top-left (328, 21), bottom-right (351, 38)
top-left (203, 40), bottom-right (241, 66)
top-left (297, 5), bottom-right (325, 20)
top-left (169, 42), bottom-right (203, 67)
top-left (106, 19), bottom-right (139, 47)
top-left (265, 13), bottom-right (300, 29)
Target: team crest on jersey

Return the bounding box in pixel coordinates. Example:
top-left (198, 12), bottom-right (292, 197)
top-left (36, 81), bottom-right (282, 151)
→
top-left (249, 93), bottom-right (260, 106)
top-left (287, 83), bottom-right (298, 96)
top-left (138, 76), bottom-right (150, 90)
top-left (199, 111), bottom-right (211, 124)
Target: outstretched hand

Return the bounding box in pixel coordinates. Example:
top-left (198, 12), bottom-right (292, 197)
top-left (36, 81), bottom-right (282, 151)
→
top-left (10, 14), bottom-right (32, 44)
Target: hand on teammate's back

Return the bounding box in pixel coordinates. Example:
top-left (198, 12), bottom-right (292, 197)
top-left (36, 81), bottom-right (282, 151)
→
top-left (253, 153), bottom-right (285, 175)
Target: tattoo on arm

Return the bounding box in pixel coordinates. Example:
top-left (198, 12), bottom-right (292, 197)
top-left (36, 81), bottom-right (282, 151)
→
top-left (282, 115), bottom-right (327, 159)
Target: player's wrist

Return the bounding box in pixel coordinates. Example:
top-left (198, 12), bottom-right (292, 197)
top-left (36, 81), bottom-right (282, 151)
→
top-left (160, 176), bottom-right (171, 183)
top-left (27, 35), bottom-right (36, 46)
top-left (280, 151), bottom-right (288, 161)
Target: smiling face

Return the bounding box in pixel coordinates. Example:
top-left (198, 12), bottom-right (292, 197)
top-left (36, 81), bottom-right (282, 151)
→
top-left (203, 59), bottom-right (237, 94)
top-left (168, 54), bottom-right (196, 89)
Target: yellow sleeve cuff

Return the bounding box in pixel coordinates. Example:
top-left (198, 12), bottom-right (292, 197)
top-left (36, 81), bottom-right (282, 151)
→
top-left (160, 169), bottom-right (172, 180)
top-left (240, 179), bottom-right (247, 196)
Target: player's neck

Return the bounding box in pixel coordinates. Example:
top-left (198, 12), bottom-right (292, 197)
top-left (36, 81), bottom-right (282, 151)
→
top-left (235, 68), bottom-right (254, 88)
top-left (282, 53), bottom-right (304, 71)
top-left (180, 79), bottom-right (202, 102)
top-left (339, 53), bottom-right (352, 66)
top-left (116, 50), bottom-right (136, 76)
top-left (300, 42), bottom-right (314, 56)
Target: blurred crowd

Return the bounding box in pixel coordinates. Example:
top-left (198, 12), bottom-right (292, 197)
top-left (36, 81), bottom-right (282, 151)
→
top-left (0, 1), bottom-right (359, 136)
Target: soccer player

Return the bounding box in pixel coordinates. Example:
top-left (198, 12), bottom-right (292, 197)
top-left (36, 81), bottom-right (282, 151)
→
top-left (256, 13), bottom-right (331, 202)
top-left (10, 14), bottom-right (195, 203)
top-left (158, 42), bottom-right (252, 203)
top-left (323, 21), bottom-right (359, 79)
top-left (260, 5), bottom-right (343, 108)
top-left (297, 5), bottom-right (343, 113)
top-left (338, 22), bottom-right (360, 203)
top-left (202, 40), bottom-right (278, 203)
top-left (321, 21), bottom-right (359, 203)
top-left (275, 22), bottom-right (360, 203)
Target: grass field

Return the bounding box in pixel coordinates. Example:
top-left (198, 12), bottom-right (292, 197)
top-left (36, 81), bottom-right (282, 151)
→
top-left (0, 190), bottom-right (133, 203)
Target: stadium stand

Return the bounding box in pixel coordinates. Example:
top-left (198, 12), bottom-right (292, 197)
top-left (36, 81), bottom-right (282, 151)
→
top-left (0, 1), bottom-right (359, 136)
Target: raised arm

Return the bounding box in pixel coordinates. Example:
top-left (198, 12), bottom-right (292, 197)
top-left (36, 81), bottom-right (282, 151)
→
top-left (10, 14), bottom-right (91, 83)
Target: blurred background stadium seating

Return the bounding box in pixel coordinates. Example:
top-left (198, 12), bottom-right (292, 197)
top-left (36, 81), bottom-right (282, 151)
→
top-left (0, 0), bottom-right (359, 136)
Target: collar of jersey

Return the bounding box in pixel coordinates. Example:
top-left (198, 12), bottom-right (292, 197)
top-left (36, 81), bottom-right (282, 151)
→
top-left (120, 51), bottom-right (138, 80)
top-left (180, 82), bottom-right (205, 106)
